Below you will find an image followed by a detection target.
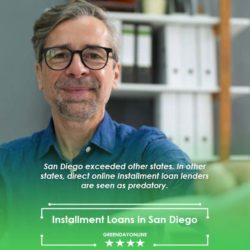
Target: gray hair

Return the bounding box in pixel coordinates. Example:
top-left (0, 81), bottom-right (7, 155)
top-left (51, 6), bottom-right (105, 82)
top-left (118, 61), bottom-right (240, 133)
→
top-left (32, 0), bottom-right (119, 63)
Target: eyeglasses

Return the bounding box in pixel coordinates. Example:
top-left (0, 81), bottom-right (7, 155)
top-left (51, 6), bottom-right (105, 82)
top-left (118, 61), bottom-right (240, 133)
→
top-left (41, 45), bottom-right (114, 71)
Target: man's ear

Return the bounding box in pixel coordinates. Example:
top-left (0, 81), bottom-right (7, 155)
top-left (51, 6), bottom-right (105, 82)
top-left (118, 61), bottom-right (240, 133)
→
top-left (112, 62), bottom-right (121, 89)
top-left (35, 63), bottom-right (43, 90)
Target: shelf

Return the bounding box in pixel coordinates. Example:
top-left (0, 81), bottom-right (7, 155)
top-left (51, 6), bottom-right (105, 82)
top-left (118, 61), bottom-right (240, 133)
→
top-left (112, 83), bottom-right (220, 97)
top-left (108, 12), bottom-right (250, 36)
top-left (195, 154), bottom-right (250, 163)
top-left (112, 83), bottom-right (165, 97)
top-left (108, 12), bottom-right (218, 25)
top-left (231, 86), bottom-right (250, 96)
top-left (194, 155), bottom-right (219, 163)
top-left (230, 155), bottom-right (250, 161)
top-left (230, 18), bottom-right (250, 37)
top-left (113, 84), bottom-right (250, 98)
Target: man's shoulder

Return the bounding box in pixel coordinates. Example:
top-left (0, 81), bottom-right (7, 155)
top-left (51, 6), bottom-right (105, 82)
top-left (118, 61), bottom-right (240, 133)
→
top-left (114, 122), bottom-right (190, 164)
top-left (0, 130), bottom-right (45, 155)
top-left (136, 125), bottom-right (166, 139)
top-left (114, 122), bottom-right (166, 143)
top-left (114, 122), bottom-right (175, 154)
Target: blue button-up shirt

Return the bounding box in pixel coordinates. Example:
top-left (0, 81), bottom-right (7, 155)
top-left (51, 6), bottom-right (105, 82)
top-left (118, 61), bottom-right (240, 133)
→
top-left (0, 112), bottom-right (194, 203)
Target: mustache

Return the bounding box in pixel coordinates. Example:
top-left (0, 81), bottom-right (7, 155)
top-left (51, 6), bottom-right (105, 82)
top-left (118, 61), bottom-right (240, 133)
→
top-left (55, 77), bottom-right (100, 89)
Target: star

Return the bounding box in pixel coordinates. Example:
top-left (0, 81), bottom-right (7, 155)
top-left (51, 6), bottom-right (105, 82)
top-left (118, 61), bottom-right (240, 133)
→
top-left (105, 239), bottom-right (113, 247)
top-left (116, 239), bottom-right (124, 247)
top-left (127, 239), bottom-right (134, 247)
top-left (137, 239), bottom-right (144, 247)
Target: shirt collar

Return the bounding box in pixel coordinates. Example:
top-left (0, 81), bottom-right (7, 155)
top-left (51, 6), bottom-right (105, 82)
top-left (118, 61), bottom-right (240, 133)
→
top-left (90, 112), bottom-right (116, 154)
top-left (38, 112), bottom-right (117, 158)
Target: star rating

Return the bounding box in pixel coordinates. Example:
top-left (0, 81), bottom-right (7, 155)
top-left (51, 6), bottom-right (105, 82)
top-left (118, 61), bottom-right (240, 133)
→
top-left (105, 239), bottom-right (145, 247)
top-left (127, 239), bottom-right (134, 247)
top-left (137, 239), bottom-right (144, 247)
top-left (116, 239), bottom-right (124, 247)
top-left (105, 239), bottom-right (113, 247)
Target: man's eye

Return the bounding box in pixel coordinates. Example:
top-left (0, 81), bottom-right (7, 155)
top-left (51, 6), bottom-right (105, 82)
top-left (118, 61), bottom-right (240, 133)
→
top-left (53, 51), bottom-right (69, 59)
top-left (54, 52), bottom-right (66, 58)
top-left (47, 50), bottom-right (70, 60)
top-left (84, 52), bottom-right (102, 60)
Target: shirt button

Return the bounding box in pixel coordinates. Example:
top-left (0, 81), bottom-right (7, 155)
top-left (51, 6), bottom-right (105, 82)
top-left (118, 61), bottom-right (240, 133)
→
top-left (86, 146), bottom-right (91, 153)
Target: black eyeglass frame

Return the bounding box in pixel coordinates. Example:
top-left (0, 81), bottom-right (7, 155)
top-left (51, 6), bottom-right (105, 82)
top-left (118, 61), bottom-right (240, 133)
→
top-left (41, 45), bottom-right (114, 71)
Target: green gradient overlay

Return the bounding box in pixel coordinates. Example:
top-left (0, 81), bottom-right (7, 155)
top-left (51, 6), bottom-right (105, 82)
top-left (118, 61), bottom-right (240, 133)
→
top-left (1, 159), bottom-right (250, 250)
top-left (1, 187), bottom-right (249, 250)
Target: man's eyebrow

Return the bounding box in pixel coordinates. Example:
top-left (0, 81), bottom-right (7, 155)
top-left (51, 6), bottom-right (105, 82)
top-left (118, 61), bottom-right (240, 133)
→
top-left (45, 44), bottom-right (105, 49)
top-left (45, 43), bottom-right (70, 49)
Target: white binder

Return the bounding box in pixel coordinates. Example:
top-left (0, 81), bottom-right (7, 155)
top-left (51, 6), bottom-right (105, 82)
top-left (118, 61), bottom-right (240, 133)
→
top-left (121, 23), bottom-right (136, 82)
top-left (136, 24), bottom-right (153, 83)
top-left (163, 24), bottom-right (198, 88)
top-left (195, 93), bottom-right (214, 159)
top-left (182, 25), bottom-right (199, 88)
top-left (164, 24), bottom-right (183, 87)
top-left (177, 93), bottom-right (196, 158)
top-left (137, 25), bottom-right (152, 69)
top-left (155, 93), bottom-right (179, 144)
top-left (197, 25), bottom-right (217, 89)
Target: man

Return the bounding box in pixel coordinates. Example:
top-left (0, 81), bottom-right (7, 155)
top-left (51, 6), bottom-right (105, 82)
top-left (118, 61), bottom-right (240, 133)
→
top-left (0, 0), bottom-right (193, 199)
top-left (0, 1), bottom-right (194, 249)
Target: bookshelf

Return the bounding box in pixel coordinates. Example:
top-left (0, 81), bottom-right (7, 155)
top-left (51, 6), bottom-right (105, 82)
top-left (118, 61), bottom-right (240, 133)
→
top-left (108, 12), bottom-right (250, 36)
top-left (113, 83), bottom-right (220, 97)
top-left (107, 3), bottom-right (250, 162)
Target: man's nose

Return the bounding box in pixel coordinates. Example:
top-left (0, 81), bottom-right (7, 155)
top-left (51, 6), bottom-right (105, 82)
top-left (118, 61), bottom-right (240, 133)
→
top-left (65, 54), bottom-right (90, 78)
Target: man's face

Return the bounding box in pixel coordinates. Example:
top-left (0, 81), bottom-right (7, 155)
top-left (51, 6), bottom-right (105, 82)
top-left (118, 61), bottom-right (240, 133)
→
top-left (35, 16), bottom-right (120, 122)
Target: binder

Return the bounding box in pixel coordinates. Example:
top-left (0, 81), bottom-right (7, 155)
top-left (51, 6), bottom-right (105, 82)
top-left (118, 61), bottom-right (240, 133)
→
top-left (195, 94), bottom-right (214, 159)
top-left (155, 93), bottom-right (179, 144)
top-left (165, 24), bottom-right (183, 87)
top-left (182, 25), bottom-right (199, 88)
top-left (177, 93), bottom-right (196, 158)
top-left (136, 24), bottom-right (153, 83)
top-left (153, 25), bottom-right (167, 84)
top-left (159, 24), bottom-right (198, 88)
top-left (121, 23), bottom-right (136, 83)
top-left (156, 92), bottom-right (214, 160)
top-left (197, 25), bottom-right (217, 89)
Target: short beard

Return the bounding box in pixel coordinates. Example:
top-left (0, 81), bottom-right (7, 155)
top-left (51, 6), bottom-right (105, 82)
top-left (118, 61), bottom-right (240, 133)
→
top-left (54, 77), bottom-right (100, 122)
top-left (56, 99), bottom-right (98, 122)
